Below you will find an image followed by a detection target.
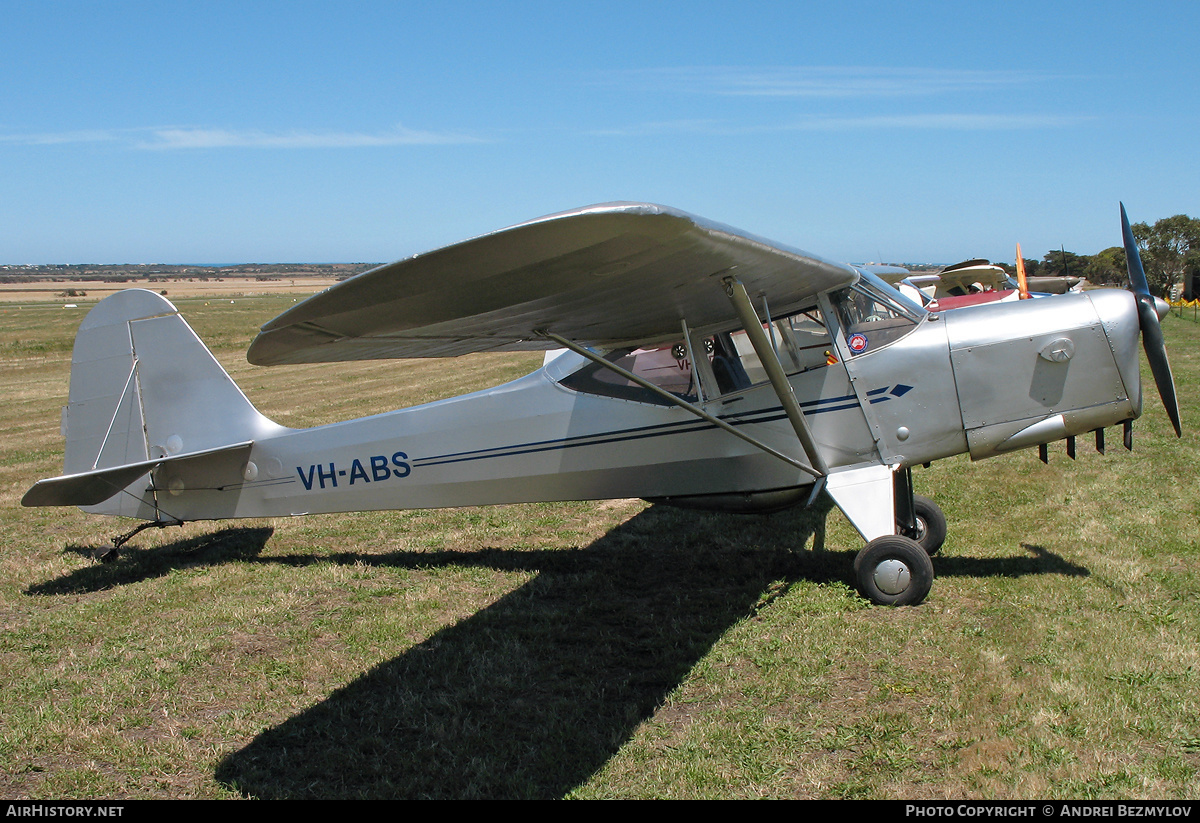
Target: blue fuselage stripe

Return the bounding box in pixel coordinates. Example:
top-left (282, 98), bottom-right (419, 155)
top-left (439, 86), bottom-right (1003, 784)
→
top-left (412, 392), bottom-right (866, 469)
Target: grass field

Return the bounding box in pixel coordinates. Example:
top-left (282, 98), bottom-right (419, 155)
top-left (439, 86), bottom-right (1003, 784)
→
top-left (1, 290), bottom-right (1198, 799)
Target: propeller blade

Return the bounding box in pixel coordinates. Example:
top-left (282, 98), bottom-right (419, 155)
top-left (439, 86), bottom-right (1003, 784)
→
top-left (1015, 243), bottom-right (1031, 299)
top-left (1121, 203), bottom-right (1182, 437)
top-left (1121, 203), bottom-right (1150, 296)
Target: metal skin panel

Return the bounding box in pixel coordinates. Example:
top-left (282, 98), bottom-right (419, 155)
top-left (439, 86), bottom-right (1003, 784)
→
top-left (943, 291), bottom-right (1140, 460)
top-left (944, 290), bottom-right (1110, 350)
top-left (832, 312), bottom-right (967, 467)
top-left (247, 203), bottom-right (859, 365)
top-left (950, 325), bottom-right (1123, 428)
top-left (1088, 288), bottom-right (1143, 416)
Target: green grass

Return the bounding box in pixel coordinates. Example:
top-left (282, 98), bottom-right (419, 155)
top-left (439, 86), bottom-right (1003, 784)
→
top-left (1, 293), bottom-right (1199, 798)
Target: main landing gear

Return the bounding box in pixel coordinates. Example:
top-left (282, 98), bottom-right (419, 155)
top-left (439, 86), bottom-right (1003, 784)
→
top-left (910, 494), bottom-right (947, 556)
top-left (854, 535), bottom-right (934, 606)
top-left (852, 467), bottom-right (944, 606)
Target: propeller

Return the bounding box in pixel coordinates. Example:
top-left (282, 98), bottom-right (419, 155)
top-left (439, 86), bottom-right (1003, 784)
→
top-left (1121, 202), bottom-right (1182, 437)
top-left (1015, 243), bottom-right (1031, 299)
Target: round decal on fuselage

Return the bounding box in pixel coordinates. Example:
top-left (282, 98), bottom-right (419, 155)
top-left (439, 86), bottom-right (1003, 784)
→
top-left (848, 333), bottom-right (869, 353)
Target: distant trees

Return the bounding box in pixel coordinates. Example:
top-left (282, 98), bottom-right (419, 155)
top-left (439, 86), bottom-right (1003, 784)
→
top-left (1083, 247), bottom-right (1127, 288)
top-left (991, 213), bottom-right (1199, 298)
top-left (1130, 214), bottom-right (1200, 298)
top-left (1037, 249), bottom-right (1089, 280)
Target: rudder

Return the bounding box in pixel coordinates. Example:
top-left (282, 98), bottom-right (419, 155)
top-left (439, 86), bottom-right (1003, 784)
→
top-left (60, 289), bottom-right (283, 516)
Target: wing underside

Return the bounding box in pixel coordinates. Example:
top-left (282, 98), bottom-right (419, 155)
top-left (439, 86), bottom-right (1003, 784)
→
top-left (247, 202), bottom-right (858, 365)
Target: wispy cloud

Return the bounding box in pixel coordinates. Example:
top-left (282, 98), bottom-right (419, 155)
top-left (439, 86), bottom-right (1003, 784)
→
top-left (585, 118), bottom-right (725, 137)
top-left (137, 124), bottom-right (483, 149)
top-left (0, 124), bottom-right (482, 149)
top-left (602, 66), bottom-right (1050, 98)
top-left (585, 66), bottom-right (1086, 135)
top-left (783, 113), bottom-right (1089, 130)
top-left (588, 112), bottom-right (1089, 137)
top-left (0, 129), bottom-right (124, 145)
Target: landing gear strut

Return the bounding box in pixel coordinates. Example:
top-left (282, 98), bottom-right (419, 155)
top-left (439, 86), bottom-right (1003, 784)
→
top-left (893, 467), bottom-right (947, 555)
top-left (851, 467), bottom-right (941, 605)
top-left (910, 495), bottom-right (947, 555)
top-left (97, 520), bottom-right (182, 563)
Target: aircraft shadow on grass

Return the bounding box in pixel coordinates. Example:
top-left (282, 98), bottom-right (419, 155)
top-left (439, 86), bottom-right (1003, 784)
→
top-left (210, 503), bottom-right (1085, 800)
top-left (27, 526), bottom-right (275, 595)
top-left (25, 503), bottom-right (1088, 798)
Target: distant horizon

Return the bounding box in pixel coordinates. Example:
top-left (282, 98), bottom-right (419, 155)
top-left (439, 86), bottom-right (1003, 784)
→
top-left (0, 258), bottom-right (972, 270)
top-left (0, 262), bottom-right (384, 269)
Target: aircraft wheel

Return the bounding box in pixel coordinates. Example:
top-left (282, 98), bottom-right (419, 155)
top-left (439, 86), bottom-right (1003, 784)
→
top-left (911, 495), bottom-right (947, 556)
top-left (854, 535), bottom-right (934, 606)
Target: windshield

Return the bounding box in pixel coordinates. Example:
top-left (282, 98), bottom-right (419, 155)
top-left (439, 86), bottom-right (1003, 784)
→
top-left (830, 272), bottom-right (925, 356)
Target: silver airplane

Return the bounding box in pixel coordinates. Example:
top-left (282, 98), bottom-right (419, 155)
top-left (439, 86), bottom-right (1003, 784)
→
top-left (22, 203), bottom-right (1181, 606)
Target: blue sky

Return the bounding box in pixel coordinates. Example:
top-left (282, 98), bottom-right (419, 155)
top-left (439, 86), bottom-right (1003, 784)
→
top-left (2, 0), bottom-right (1197, 265)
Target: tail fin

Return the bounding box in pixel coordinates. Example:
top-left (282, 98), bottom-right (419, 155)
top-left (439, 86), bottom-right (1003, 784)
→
top-left (27, 289), bottom-right (283, 517)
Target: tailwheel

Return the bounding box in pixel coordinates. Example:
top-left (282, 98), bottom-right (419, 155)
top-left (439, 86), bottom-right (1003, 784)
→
top-left (911, 494), bottom-right (947, 556)
top-left (854, 535), bottom-right (934, 606)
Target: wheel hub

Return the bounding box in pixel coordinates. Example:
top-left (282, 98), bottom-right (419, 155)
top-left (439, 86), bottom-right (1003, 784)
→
top-left (913, 516), bottom-right (927, 542)
top-left (873, 559), bottom-right (911, 594)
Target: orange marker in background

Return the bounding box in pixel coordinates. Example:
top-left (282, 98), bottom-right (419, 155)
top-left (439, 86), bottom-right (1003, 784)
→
top-left (1015, 243), bottom-right (1031, 299)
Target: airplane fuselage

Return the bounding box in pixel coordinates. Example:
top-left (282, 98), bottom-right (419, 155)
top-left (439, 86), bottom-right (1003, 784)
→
top-left (113, 279), bottom-right (1143, 526)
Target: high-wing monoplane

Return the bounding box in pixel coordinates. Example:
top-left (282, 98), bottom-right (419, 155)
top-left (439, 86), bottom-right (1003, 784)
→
top-left (23, 203), bottom-right (1181, 606)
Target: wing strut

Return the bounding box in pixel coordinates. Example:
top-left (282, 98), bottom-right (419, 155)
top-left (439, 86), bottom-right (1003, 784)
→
top-left (536, 330), bottom-right (823, 479)
top-left (723, 276), bottom-right (830, 477)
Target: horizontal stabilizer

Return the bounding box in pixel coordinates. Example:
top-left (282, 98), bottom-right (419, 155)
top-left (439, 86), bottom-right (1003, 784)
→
top-left (23, 441), bottom-right (253, 508)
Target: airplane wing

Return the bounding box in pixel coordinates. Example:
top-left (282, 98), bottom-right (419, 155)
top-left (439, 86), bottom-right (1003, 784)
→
top-left (247, 202), bottom-right (858, 365)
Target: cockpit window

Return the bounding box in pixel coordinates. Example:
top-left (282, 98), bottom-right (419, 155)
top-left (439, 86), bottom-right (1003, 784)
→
top-left (558, 304), bottom-right (838, 403)
top-left (776, 308), bottom-right (834, 372)
top-left (558, 343), bottom-right (698, 405)
top-left (830, 276), bottom-right (923, 356)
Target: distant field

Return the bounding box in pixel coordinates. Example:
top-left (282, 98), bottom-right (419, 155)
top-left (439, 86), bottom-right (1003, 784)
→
top-left (0, 275), bottom-right (340, 303)
top-left (1, 289), bottom-right (1198, 799)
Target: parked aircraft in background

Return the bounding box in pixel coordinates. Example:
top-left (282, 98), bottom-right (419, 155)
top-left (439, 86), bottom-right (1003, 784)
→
top-left (872, 259), bottom-right (1083, 311)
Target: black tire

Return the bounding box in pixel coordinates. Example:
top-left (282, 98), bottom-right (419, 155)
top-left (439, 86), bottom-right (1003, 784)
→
top-left (911, 494), bottom-right (947, 556)
top-left (854, 535), bottom-right (934, 606)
